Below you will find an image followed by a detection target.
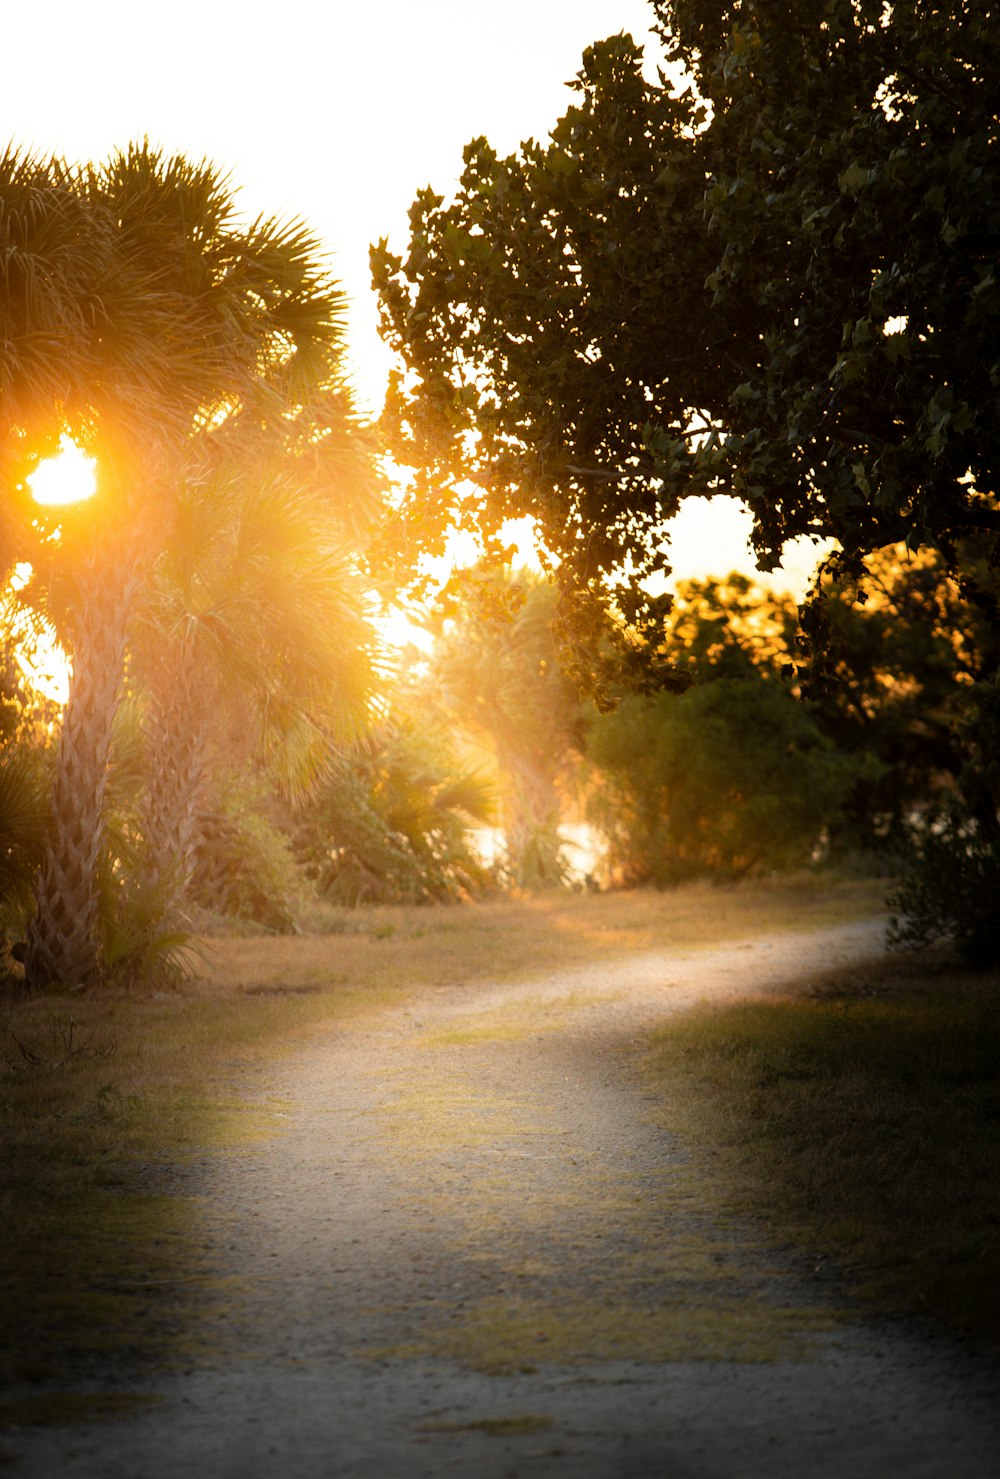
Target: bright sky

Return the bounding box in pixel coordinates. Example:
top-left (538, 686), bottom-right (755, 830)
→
top-left (5, 0), bottom-right (826, 595)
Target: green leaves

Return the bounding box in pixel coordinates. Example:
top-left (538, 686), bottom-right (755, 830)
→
top-left (587, 675), bottom-right (860, 884)
top-left (375, 3), bottom-right (1000, 602)
top-left (372, 33), bottom-right (723, 603)
top-left (837, 161), bottom-right (872, 197)
top-left (0, 750), bottom-right (49, 918)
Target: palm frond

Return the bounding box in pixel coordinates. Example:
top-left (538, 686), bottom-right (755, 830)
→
top-left (433, 770), bottom-right (497, 826)
top-left (0, 751), bottom-right (49, 915)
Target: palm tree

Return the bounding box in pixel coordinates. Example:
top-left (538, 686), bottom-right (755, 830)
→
top-left (4, 143), bottom-right (364, 989)
top-left (428, 568), bottom-right (580, 887)
top-left (135, 434), bottom-right (380, 913)
top-left (0, 149), bottom-right (108, 573)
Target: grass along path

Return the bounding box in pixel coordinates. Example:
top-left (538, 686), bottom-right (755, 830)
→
top-left (4, 892), bottom-right (1000, 1477)
top-left (647, 950), bottom-right (1000, 1346)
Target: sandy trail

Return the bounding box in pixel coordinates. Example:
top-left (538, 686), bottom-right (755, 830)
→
top-left (9, 919), bottom-right (1000, 1478)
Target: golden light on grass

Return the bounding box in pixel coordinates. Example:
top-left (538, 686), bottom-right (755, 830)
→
top-left (27, 435), bottom-right (98, 507)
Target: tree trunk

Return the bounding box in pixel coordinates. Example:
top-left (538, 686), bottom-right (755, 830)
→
top-left (24, 550), bottom-right (138, 991)
top-left (141, 641), bottom-right (211, 906)
top-left (495, 737), bottom-right (566, 888)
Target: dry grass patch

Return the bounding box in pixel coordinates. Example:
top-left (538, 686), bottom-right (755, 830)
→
top-left (362, 1291), bottom-right (840, 1373)
top-left (198, 875), bottom-right (885, 996)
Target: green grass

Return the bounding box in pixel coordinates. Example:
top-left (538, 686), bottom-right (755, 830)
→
top-left (646, 952), bottom-right (1000, 1346)
top-left (1, 876), bottom-right (885, 1398)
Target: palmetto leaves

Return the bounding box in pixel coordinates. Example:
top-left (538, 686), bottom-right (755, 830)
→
top-left (80, 144), bottom-right (349, 447)
top-left (139, 454), bottom-right (378, 763)
top-left (0, 149), bottom-right (101, 573)
top-left (371, 723), bottom-right (496, 841)
top-left (0, 752), bottom-right (48, 920)
top-left (299, 717), bottom-right (497, 906)
top-left (0, 149), bottom-right (101, 423)
top-left (2, 142), bottom-right (360, 573)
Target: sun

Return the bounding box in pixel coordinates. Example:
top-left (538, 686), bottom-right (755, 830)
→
top-left (27, 435), bottom-right (98, 507)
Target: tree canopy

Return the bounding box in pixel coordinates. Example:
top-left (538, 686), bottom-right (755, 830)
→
top-left (372, 2), bottom-right (1000, 609)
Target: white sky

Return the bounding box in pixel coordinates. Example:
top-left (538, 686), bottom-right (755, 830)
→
top-left (5, 0), bottom-right (826, 594)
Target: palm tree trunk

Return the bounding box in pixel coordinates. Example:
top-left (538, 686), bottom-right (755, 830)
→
top-left (495, 737), bottom-right (566, 888)
top-left (141, 642), bottom-right (210, 906)
top-left (24, 550), bottom-right (138, 991)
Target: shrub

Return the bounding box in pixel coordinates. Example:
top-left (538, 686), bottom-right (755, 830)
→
top-left (586, 676), bottom-right (869, 885)
top-left (189, 798), bottom-right (299, 932)
top-left (888, 809), bottom-right (1000, 967)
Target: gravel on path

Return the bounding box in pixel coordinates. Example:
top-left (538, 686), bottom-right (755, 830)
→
top-left (7, 919), bottom-right (1000, 1478)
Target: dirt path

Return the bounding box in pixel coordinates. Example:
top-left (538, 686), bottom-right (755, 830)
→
top-left (9, 919), bottom-right (1000, 1477)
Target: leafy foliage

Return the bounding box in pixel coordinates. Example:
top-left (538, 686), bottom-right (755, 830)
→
top-left (427, 569), bottom-right (582, 887)
top-left (887, 672), bottom-right (1000, 964)
top-left (595, 558), bottom-right (1000, 891)
top-left (887, 807), bottom-right (1000, 967)
top-left (0, 753), bottom-right (49, 935)
top-left (0, 605), bottom-right (61, 754)
top-left (373, 4), bottom-right (1000, 601)
top-left (372, 2), bottom-right (1000, 937)
top-left (657, 573), bottom-right (798, 683)
top-left (0, 621), bottom-right (56, 941)
top-left (293, 719), bottom-right (496, 906)
top-left (800, 547), bottom-right (1000, 850)
top-left (659, 0), bottom-right (1000, 565)
top-left (586, 677), bottom-right (863, 885)
top-left (189, 793), bottom-right (301, 933)
top-left (372, 36), bottom-right (716, 605)
top-left (98, 867), bottom-right (194, 989)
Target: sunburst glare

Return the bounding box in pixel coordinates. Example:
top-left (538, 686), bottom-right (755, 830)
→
top-left (27, 435), bottom-right (97, 507)
top-left (5, 566), bottom-right (71, 705)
